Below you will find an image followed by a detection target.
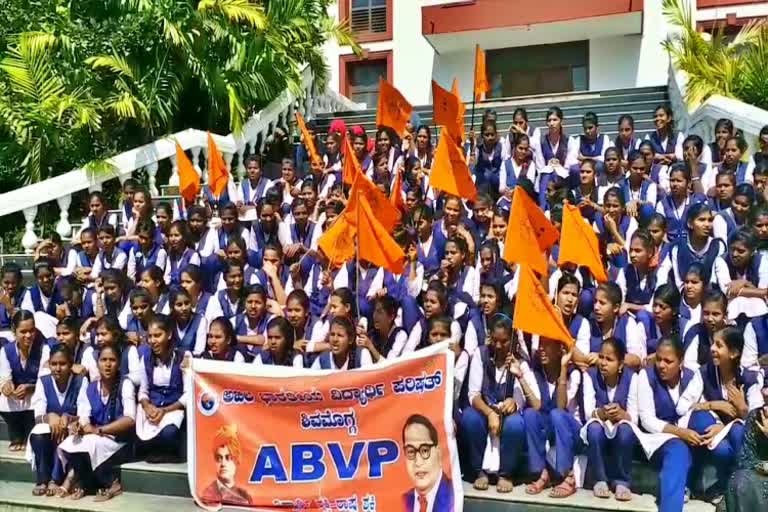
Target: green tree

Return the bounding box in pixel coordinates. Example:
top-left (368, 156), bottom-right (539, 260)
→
top-left (0, 0), bottom-right (359, 188)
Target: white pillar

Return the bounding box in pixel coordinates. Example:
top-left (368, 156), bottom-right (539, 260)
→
top-left (191, 147), bottom-right (202, 178)
top-left (235, 146), bottom-right (246, 182)
top-left (55, 195), bottom-right (72, 239)
top-left (21, 206), bottom-right (38, 254)
top-left (146, 161), bottom-right (159, 196)
top-left (88, 182), bottom-right (102, 193)
top-left (201, 146), bottom-right (209, 185)
top-left (117, 172), bottom-right (132, 185)
top-left (224, 152), bottom-right (235, 184)
top-left (169, 153), bottom-right (180, 187)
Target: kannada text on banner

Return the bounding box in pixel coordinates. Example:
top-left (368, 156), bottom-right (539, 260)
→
top-left (187, 344), bottom-right (463, 512)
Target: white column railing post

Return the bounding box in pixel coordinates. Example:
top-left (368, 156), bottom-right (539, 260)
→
top-left (55, 195), bottom-right (72, 239)
top-left (191, 147), bottom-right (202, 178)
top-left (224, 152), bottom-right (235, 184)
top-left (21, 206), bottom-right (38, 254)
top-left (201, 146), bottom-right (209, 185)
top-left (169, 153), bottom-right (180, 187)
top-left (117, 172), bottom-right (132, 185)
top-left (88, 183), bottom-right (102, 193)
top-left (146, 161), bottom-right (159, 196)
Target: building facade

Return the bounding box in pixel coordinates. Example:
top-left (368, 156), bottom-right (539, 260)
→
top-left (323, 0), bottom-right (768, 107)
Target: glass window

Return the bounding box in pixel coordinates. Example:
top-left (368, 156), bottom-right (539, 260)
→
top-left (347, 59), bottom-right (387, 107)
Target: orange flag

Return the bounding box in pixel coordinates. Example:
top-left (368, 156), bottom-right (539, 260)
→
top-left (474, 45), bottom-right (490, 101)
top-left (376, 79), bottom-right (413, 135)
top-left (176, 142), bottom-right (200, 204)
top-left (513, 265), bottom-right (574, 348)
top-left (390, 167), bottom-right (405, 212)
top-left (429, 129), bottom-right (477, 202)
top-left (503, 187), bottom-right (560, 275)
top-left (356, 196), bottom-right (406, 274)
top-left (342, 136), bottom-right (362, 186)
top-left (317, 214), bottom-right (356, 269)
top-left (451, 78), bottom-right (466, 143)
top-left (295, 112), bottom-right (321, 164)
top-left (347, 172), bottom-right (401, 232)
top-left (559, 203), bottom-right (609, 282)
top-left (432, 80), bottom-right (463, 142)
top-left (207, 133), bottom-right (229, 198)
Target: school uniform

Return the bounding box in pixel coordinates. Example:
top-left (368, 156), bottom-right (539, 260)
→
top-left (127, 244), bottom-right (168, 282)
top-left (58, 379), bottom-right (136, 490)
top-left (523, 366), bottom-right (584, 481)
top-left (21, 286), bottom-right (62, 317)
top-left (654, 194), bottom-right (707, 243)
top-left (135, 347), bottom-right (187, 455)
top-left (656, 236), bottom-right (727, 289)
top-left (636, 367), bottom-right (695, 512)
top-left (90, 247), bottom-right (128, 280)
top-left (173, 313), bottom-right (207, 357)
top-left (277, 220), bottom-right (317, 253)
top-left (472, 141), bottom-right (505, 197)
top-left (565, 134), bottom-right (613, 186)
top-left (713, 208), bottom-right (746, 244)
top-left (82, 344), bottom-right (142, 387)
top-left (459, 347), bottom-right (536, 480)
top-left (231, 313), bottom-right (273, 359)
top-left (744, 152), bottom-right (767, 184)
top-left (676, 364), bottom-right (764, 492)
top-left (201, 347), bottom-right (246, 363)
top-left (616, 264), bottom-right (657, 311)
top-left (498, 159), bottom-right (535, 195)
top-left (294, 257), bottom-right (352, 318)
top-left (191, 291), bottom-right (225, 326)
top-left (617, 137), bottom-right (643, 161)
top-left (0, 290), bottom-right (26, 342)
top-left (164, 248), bottom-right (201, 286)
top-left (236, 178), bottom-right (273, 214)
top-left (369, 326), bottom-right (409, 361)
top-left (26, 374), bottom-right (87, 484)
top-left (621, 179), bottom-right (658, 220)
top-left (0, 335), bottom-right (50, 443)
top-left (249, 222), bottom-right (280, 264)
top-left (252, 266), bottom-right (289, 302)
top-left (310, 347), bottom-right (372, 370)
top-left (318, 154), bottom-right (342, 199)
top-left (594, 215), bottom-right (634, 274)
top-left (401, 307), bottom-right (462, 355)
top-left (416, 234), bottom-right (442, 279)
top-left (581, 368), bottom-right (639, 489)
top-left (742, 314), bottom-right (768, 370)
top-left (76, 213), bottom-right (118, 241)
top-left (715, 252), bottom-right (768, 320)
top-left (644, 131), bottom-right (685, 161)
top-left (202, 180), bottom-right (238, 213)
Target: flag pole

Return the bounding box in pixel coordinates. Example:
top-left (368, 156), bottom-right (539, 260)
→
top-left (471, 45), bottom-right (477, 135)
top-left (355, 188), bottom-right (361, 320)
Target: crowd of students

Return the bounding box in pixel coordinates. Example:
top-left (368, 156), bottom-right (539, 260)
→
top-left (1, 105), bottom-right (767, 510)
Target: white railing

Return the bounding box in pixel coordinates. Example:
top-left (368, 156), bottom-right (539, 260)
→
top-left (312, 88), bottom-right (366, 114)
top-left (0, 66), bottom-right (356, 253)
top-left (668, 64), bottom-right (768, 152)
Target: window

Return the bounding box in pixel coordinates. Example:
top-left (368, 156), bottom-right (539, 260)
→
top-left (487, 41), bottom-right (589, 98)
top-left (340, 51), bottom-right (392, 108)
top-left (347, 60), bottom-right (388, 107)
top-left (340, 0), bottom-right (392, 42)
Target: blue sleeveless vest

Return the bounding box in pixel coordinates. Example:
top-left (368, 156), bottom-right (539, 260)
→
top-left (624, 265), bottom-right (657, 305)
top-left (478, 345), bottom-right (516, 406)
top-left (174, 313), bottom-right (204, 353)
top-left (4, 336), bottom-right (44, 385)
top-left (748, 315), bottom-right (768, 360)
top-left (700, 363), bottom-right (759, 422)
top-left (140, 346), bottom-right (184, 407)
top-left (318, 348), bottom-right (363, 370)
top-left (86, 380), bottom-right (125, 428)
top-left (41, 374), bottom-right (82, 416)
top-left (645, 366), bottom-right (694, 424)
top-left (587, 366), bottom-right (634, 409)
top-left (370, 327), bottom-right (405, 359)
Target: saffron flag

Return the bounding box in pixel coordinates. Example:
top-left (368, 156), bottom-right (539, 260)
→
top-left (432, 80), bottom-right (463, 142)
top-left (559, 203), bottom-right (609, 282)
top-left (207, 133), bottom-right (229, 198)
top-left (347, 172), bottom-right (401, 232)
top-left (429, 129), bottom-right (477, 202)
top-left (342, 136), bottom-right (362, 186)
top-left (451, 78), bottom-right (466, 143)
top-left (502, 187), bottom-right (560, 275)
top-left (513, 265), bottom-right (574, 348)
top-left (176, 142), bottom-right (200, 204)
top-left (390, 167), bottom-right (405, 212)
top-left (317, 214), bottom-right (356, 269)
top-left (474, 45), bottom-right (490, 101)
top-left (356, 196), bottom-right (406, 274)
top-left (376, 79), bottom-right (413, 135)
top-left (295, 112), bottom-right (321, 165)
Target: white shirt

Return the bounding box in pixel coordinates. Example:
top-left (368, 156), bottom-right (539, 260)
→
top-left (676, 368), bottom-right (764, 419)
top-left (0, 342), bottom-right (51, 411)
top-left (531, 367), bottom-right (582, 421)
top-left (565, 133), bottom-right (614, 169)
top-left (637, 369), bottom-right (686, 434)
top-left (90, 248), bottom-right (128, 279)
top-left (253, 352), bottom-right (304, 369)
top-left (127, 246), bottom-right (168, 282)
top-left (655, 239), bottom-right (726, 289)
top-left (742, 321), bottom-right (764, 370)
top-left (163, 250), bottom-right (202, 285)
top-left (82, 345), bottom-right (143, 387)
top-left (79, 379), bottom-right (137, 422)
top-left (467, 353), bottom-right (539, 412)
top-left (31, 375), bottom-right (89, 420)
top-left (403, 319), bottom-right (462, 354)
top-left (410, 473), bottom-right (444, 512)
top-left (175, 316), bottom-right (208, 357)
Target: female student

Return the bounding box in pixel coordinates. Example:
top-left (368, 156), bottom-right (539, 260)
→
top-left (277, 199), bottom-right (317, 263)
top-left (595, 187), bottom-right (634, 275)
top-left (645, 105), bottom-right (684, 164)
top-left (21, 259), bottom-right (62, 316)
top-left (524, 339), bottom-right (581, 498)
top-left (581, 338), bottom-right (638, 501)
top-left (0, 311), bottom-right (50, 451)
top-left (472, 121), bottom-right (505, 197)
top-left (202, 317), bottom-right (246, 362)
top-left (706, 118), bottom-right (735, 167)
top-left (716, 227), bottom-right (768, 320)
top-left (534, 107), bottom-right (569, 207)
top-left (713, 183), bottom-right (755, 243)
top-left (565, 112), bottom-right (613, 186)
top-left (52, 318), bottom-right (86, 374)
top-left (438, 236), bottom-right (480, 327)
top-left (744, 125), bottom-right (768, 180)
top-left (551, 273), bottom-right (592, 368)
top-left (90, 226), bottom-right (128, 280)
top-left (306, 287), bottom-right (357, 358)
top-left (211, 237), bottom-right (257, 292)
top-left (136, 315), bottom-right (187, 463)
top-left (77, 192), bottom-right (118, 240)
top-left (236, 155), bottom-right (273, 217)
top-left (643, 285), bottom-right (683, 367)
top-left (232, 285), bottom-right (273, 359)
top-left (123, 289), bottom-right (154, 347)
top-left (253, 317), bottom-right (303, 368)
top-left (719, 136), bottom-right (749, 184)
top-left (657, 202), bottom-right (726, 289)
top-left (573, 159), bottom-right (600, 224)
top-left (91, 269), bottom-right (130, 323)
top-left (655, 163), bottom-right (707, 243)
top-left (119, 187), bottom-right (153, 249)
top-left (214, 262), bottom-right (245, 319)
top-left (465, 282), bottom-right (505, 356)
top-left (617, 230), bottom-right (657, 314)
top-left (57, 345), bottom-right (136, 501)
top-left (169, 288), bottom-right (207, 357)
top-left (27, 345), bottom-right (87, 496)
top-left (589, 283), bottom-right (645, 369)
top-left (414, 125), bottom-right (434, 170)
top-left (710, 171), bottom-right (736, 213)
top-left (139, 266), bottom-right (170, 314)
top-left (165, 221), bottom-right (201, 287)
top-left (311, 317), bottom-right (372, 370)
top-left (412, 205), bottom-right (442, 278)
top-left (82, 315), bottom-right (142, 386)
top-left (402, 282), bottom-right (461, 353)
top-left (179, 266), bottom-right (224, 324)
top-left (460, 316), bottom-right (537, 493)
top-left (499, 134), bottom-right (536, 198)
top-left (615, 114), bottom-right (642, 165)
top-left (127, 220), bottom-right (167, 283)
top-left (0, 263), bottom-right (26, 342)
top-left (355, 295), bottom-right (408, 362)
top-left (622, 151), bottom-right (658, 220)
top-left (681, 264), bottom-right (707, 327)
top-left (682, 289), bottom-right (729, 372)
top-left (596, 148), bottom-right (626, 203)
top-left (676, 327), bottom-right (765, 503)
top-left (636, 337), bottom-right (698, 512)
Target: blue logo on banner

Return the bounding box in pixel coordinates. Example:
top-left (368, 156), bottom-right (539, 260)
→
top-left (198, 391), bottom-right (219, 416)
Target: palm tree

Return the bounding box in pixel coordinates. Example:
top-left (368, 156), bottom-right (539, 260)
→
top-left (662, 0), bottom-right (767, 109)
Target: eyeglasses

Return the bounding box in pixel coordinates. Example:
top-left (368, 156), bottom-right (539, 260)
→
top-left (404, 443), bottom-right (435, 461)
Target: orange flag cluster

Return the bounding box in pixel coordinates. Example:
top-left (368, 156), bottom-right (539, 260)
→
top-left (513, 265), bottom-right (574, 348)
top-left (176, 142), bottom-right (200, 204)
top-left (376, 79), bottom-right (413, 136)
top-left (207, 133), bottom-right (228, 199)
